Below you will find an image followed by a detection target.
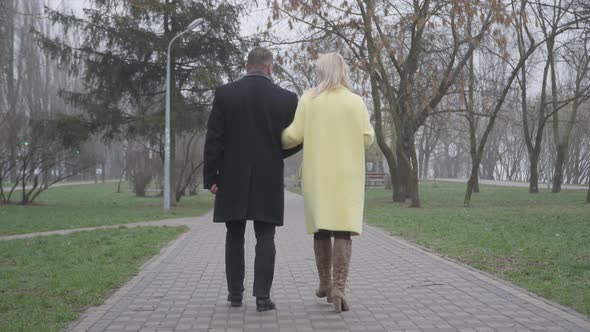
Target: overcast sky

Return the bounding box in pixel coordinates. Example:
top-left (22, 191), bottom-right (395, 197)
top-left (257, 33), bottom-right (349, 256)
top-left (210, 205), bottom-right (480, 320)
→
top-left (47, 0), bottom-right (84, 14)
top-left (45, 0), bottom-right (271, 39)
top-left (41, 1), bottom-right (554, 90)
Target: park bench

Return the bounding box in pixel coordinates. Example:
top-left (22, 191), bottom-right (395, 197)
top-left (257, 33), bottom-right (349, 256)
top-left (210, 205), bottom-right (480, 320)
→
top-left (366, 172), bottom-right (387, 187)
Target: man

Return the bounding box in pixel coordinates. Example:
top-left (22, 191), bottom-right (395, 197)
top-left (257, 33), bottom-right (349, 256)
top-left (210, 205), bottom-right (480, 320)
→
top-left (203, 47), bottom-right (300, 312)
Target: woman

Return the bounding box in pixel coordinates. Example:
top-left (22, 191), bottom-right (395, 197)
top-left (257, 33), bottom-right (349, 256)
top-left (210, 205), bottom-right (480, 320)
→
top-left (282, 53), bottom-right (375, 312)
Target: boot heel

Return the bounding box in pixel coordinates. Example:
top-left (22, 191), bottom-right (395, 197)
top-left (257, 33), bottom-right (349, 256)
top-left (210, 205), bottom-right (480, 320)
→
top-left (341, 298), bottom-right (350, 311)
top-left (332, 238), bottom-right (352, 312)
top-left (333, 297), bottom-right (342, 313)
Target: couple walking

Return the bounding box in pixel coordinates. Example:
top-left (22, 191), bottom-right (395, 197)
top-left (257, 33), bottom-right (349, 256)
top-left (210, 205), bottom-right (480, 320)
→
top-left (203, 48), bottom-right (374, 313)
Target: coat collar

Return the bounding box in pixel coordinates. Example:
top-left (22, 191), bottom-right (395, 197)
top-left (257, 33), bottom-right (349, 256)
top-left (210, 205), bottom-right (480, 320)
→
top-left (244, 70), bottom-right (272, 82)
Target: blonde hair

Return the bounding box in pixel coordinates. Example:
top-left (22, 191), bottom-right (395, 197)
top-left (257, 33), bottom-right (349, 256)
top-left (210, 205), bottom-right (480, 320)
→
top-left (312, 53), bottom-right (351, 96)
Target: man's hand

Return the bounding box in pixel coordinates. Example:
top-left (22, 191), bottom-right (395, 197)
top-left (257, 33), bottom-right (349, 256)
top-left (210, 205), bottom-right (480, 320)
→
top-left (210, 184), bottom-right (219, 195)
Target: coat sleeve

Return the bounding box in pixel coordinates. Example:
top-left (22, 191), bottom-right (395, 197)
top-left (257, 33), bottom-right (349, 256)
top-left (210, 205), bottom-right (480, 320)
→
top-left (361, 99), bottom-right (375, 148)
top-left (282, 92), bottom-right (303, 158)
top-left (203, 88), bottom-right (224, 189)
top-left (282, 94), bottom-right (306, 150)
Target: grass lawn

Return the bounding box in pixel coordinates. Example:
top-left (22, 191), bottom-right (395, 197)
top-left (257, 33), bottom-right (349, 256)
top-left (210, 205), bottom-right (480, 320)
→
top-left (0, 182), bottom-right (213, 236)
top-left (0, 226), bottom-right (187, 332)
top-left (364, 181), bottom-right (590, 316)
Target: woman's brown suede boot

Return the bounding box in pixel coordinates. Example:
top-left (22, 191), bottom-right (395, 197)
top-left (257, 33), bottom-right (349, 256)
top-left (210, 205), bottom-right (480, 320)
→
top-left (313, 238), bottom-right (333, 303)
top-left (332, 238), bottom-right (352, 312)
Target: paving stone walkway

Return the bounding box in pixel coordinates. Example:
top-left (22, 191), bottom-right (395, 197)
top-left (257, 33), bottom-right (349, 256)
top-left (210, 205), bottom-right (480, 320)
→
top-left (68, 191), bottom-right (590, 332)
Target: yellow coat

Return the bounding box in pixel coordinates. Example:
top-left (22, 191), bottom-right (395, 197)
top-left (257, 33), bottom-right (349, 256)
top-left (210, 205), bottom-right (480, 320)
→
top-left (282, 86), bottom-right (375, 235)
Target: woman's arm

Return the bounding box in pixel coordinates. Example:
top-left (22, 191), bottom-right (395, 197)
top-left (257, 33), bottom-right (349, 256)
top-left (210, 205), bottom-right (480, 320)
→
top-left (282, 96), bottom-right (306, 149)
top-left (361, 100), bottom-right (375, 148)
top-left (282, 93), bottom-right (303, 158)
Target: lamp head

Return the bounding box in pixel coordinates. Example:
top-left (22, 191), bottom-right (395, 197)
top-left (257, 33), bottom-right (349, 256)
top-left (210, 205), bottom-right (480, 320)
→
top-left (187, 18), bottom-right (207, 32)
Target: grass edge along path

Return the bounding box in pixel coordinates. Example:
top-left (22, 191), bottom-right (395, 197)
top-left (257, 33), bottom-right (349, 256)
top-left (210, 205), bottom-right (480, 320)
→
top-left (0, 182), bottom-right (213, 236)
top-left (0, 226), bottom-right (188, 332)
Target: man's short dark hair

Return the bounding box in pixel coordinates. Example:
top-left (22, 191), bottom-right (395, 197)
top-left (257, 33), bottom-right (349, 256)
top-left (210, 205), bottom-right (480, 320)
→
top-left (247, 47), bottom-right (273, 70)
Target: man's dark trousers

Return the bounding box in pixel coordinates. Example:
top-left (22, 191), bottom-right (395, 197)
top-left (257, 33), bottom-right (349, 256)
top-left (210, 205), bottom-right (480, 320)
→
top-left (225, 220), bottom-right (276, 299)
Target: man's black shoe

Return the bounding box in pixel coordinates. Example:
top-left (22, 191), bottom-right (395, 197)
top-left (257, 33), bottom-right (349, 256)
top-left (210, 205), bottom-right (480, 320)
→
top-left (256, 298), bottom-right (276, 312)
top-left (227, 294), bottom-right (242, 307)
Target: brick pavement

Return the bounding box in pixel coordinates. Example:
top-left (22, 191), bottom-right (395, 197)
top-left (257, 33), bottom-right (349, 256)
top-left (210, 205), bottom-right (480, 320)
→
top-left (68, 191), bottom-right (590, 332)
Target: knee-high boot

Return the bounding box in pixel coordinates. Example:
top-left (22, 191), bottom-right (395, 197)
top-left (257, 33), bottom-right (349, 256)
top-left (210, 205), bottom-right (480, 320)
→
top-left (332, 238), bottom-right (352, 312)
top-left (313, 238), bottom-right (333, 303)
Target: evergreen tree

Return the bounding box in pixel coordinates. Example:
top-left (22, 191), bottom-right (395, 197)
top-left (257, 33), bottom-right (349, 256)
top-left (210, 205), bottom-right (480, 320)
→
top-left (34, 0), bottom-right (245, 203)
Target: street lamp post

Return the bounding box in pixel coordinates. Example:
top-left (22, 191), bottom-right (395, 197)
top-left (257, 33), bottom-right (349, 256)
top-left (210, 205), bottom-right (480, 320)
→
top-left (164, 18), bottom-right (206, 212)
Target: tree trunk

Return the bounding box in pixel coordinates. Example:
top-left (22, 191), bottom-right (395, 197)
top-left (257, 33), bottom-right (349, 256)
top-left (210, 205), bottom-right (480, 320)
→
top-left (548, 33), bottom-right (560, 192)
top-left (365, 47), bottom-right (400, 202)
top-left (466, 48), bottom-right (480, 193)
top-left (391, 166), bottom-right (406, 202)
top-left (392, 147), bottom-right (410, 202)
top-left (529, 152), bottom-right (540, 193)
top-left (117, 169), bottom-right (126, 193)
top-left (417, 127), bottom-right (426, 179)
top-left (467, 144), bottom-right (481, 201)
top-left (21, 170), bottom-right (27, 205)
top-left (423, 148), bottom-right (431, 179)
top-left (552, 145), bottom-right (566, 193)
top-left (524, 45), bottom-right (552, 194)
top-left (393, 130), bottom-right (421, 207)
top-left (407, 140), bottom-right (421, 208)
top-left (464, 163), bottom-right (480, 206)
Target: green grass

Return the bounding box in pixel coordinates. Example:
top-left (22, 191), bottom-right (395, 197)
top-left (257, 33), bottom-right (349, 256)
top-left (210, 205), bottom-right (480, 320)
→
top-left (364, 181), bottom-right (590, 316)
top-left (0, 226), bottom-right (187, 332)
top-left (0, 182), bottom-right (213, 236)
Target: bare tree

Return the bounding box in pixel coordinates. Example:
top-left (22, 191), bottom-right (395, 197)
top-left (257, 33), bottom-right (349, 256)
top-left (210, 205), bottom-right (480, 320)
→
top-left (497, 115), bottom-right (527, 181)
top-left (463, 0), bottom-right (542, 206)
top-left (15, 128), bottom-right (94, 205)
top-left (565, 109), bottom-right (590, 184)
top-left (516, 0), bottom-right (587, 193)
top-left (175, 131), bottom-right (205, 201)
top-left (551, 32), bottom-right (590, 192)
top-left (4, 0), bottom-right (20, 184)
top-left (464, 19), bottom-right (480, 193)
top-left (417, 116), bottom-right (441, 179)
top-left (270, 0), bottom-right (509, 207)
top-left (0, 0), bottom-right (93, 204)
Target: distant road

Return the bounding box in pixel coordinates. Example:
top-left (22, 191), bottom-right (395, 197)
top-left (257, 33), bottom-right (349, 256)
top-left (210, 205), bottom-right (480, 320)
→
top-left (2, 179), bottom-right (118, 192)
top-left (431, 178), bottom-right (587, 190)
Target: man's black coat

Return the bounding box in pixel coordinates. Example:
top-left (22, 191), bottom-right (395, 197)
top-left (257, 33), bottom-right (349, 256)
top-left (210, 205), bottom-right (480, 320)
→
top-left (203, 74), bottom-right (300, 225)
